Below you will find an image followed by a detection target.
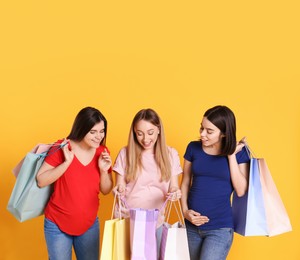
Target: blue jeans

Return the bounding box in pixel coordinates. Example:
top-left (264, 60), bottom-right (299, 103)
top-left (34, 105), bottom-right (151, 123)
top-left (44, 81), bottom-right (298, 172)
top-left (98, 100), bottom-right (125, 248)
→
top-left (185, 221), bottom-right (233, 260)
top-left (44, 217), bottom-right (99, 260)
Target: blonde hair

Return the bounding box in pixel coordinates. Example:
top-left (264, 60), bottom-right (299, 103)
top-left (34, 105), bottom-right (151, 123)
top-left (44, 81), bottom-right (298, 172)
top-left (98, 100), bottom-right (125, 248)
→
top-left (125, 109), bottom-right (171, 182)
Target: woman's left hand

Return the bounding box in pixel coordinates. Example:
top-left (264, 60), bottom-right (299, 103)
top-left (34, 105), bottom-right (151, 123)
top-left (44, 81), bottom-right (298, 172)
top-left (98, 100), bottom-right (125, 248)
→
top-left (98, 149), bottom-right (112, 172)
top-left (167, 188), bottom-right (182, 201)
top-left (233, 137), bottom-right (247, 155)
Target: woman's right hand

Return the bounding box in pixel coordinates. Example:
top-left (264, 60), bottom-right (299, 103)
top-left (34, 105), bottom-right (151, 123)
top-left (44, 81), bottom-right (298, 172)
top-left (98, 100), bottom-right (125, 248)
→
top-left (62, 139), bottom-right (74, 165)
top-left (112, 184), bottom-right (126, 196)
top-left (184, 209), bottom-right (209, 226)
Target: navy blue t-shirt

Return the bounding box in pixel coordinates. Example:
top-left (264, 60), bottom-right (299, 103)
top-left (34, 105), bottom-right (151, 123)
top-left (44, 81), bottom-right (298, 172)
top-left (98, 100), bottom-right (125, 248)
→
top-left (184, 141), bottom-right (250, 230)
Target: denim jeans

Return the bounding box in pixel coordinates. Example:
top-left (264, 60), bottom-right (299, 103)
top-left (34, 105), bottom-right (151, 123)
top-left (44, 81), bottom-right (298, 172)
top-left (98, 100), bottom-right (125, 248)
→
top-left (185, 221), bottom-right (233, 260)
top-left (44, 217), bottom-right (99, 260)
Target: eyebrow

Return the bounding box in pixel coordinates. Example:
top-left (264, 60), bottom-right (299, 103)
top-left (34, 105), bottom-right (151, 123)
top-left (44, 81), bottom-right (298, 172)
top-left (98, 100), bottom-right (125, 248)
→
top-left (136, 129), bottom-right (155, 133)
top-left (90, 128), bottom-right (105, 131)
top-left (201, 125), bottom-right (214, 131)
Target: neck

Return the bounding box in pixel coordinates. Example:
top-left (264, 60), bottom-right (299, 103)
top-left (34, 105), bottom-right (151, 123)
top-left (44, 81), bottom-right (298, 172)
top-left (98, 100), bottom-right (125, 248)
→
top-left (202, 143), bottom-right (222, 155)
top-left (70, 140), bottom-right (95, 152)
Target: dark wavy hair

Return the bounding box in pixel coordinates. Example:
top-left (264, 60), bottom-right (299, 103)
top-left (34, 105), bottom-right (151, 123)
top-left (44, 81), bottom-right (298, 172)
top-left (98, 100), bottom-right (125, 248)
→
top-left (67, 107), bottom-right (107, 145)
top-left (204, 105), bottom-right (236, 155)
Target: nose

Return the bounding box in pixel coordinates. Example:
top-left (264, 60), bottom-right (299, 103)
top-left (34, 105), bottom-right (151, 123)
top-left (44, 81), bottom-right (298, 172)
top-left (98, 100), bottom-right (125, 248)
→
top-left (95, 132), bottom-right (104, 140)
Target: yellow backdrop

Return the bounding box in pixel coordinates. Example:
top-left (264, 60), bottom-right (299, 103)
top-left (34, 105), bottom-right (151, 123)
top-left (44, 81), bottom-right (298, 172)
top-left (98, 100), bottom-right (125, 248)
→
top-left (1, 1), bottom-right (299, 259)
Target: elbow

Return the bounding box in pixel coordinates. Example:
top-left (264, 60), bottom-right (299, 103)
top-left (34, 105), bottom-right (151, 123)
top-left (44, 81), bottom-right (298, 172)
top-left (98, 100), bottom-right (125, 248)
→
top-left (36, 176), bottom-right (47, 188)
top-left (101, 183), bottom-right (113, 195)
top-left (36, 180), bottom-right (46, 188)
top-left (101, 188), bottom-right (112, 195)
top-left (235, 187), bottom-right (247, 197)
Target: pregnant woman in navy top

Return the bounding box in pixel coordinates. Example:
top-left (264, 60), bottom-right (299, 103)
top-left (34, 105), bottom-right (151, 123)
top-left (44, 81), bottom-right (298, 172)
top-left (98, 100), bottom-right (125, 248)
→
top-left (181, 105), bottom-right (250, 260)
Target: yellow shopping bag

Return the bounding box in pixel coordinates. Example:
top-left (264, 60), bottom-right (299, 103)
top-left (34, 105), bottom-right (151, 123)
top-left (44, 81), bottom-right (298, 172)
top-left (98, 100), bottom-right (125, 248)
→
top-left (113, 217), bottom-right (130, 260)
top-left (100, 218), bottom-right (119, 260)
top-left (100, 194), bottom-right (130, 260)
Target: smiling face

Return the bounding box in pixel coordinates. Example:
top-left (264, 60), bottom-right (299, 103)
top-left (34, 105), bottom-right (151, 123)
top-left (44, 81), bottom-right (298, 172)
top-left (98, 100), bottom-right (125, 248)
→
top-left (82, 121), bottom-right (105, 149)
top-left (200, 117), bottom-right (224, 151)
top-left (134, 119), bottom-right (160, 152)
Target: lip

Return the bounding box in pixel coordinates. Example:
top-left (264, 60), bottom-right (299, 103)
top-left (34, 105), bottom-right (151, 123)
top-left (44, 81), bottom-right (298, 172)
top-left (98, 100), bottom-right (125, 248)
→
top-left (142, 141), bottom-right (152, 148)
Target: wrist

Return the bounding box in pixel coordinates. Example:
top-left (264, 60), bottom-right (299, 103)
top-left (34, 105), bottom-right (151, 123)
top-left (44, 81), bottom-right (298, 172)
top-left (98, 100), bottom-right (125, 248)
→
top-left (100, 169), bottom-right (109, 175)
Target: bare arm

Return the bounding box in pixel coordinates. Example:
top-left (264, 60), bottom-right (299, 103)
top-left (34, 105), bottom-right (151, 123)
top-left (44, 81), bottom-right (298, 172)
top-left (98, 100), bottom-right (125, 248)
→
top-left (113, 171), bottom-right (127, 194)
top-left (180, 159), bottom-right (191, 215)
top-left (36, 144), bottom-right (73, 188)
top-left (99, 149), bottom-right (113, 195)
top-left (181, 159), bottom-right (209, 226)
top-left (228, 138), bottom-right (250, 197)
top-left (167, 174), bottom-right (181, 200)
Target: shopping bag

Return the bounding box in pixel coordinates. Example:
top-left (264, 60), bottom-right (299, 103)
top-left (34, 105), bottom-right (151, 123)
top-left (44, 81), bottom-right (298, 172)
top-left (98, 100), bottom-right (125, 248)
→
top-left (7, 143), bottom-right (64, 222)
top-left (12, 143), bottom-right (53, 177)
top-left (100, 218), bottom-right (119, 260)
top-left (113, 217), bottom-right (130, 260)
top-left (129, 208), bottom-right (159, 260)
top-left (258, 159), bottom-right (292, 236)
top-left (159, 200), bottom-right (190, 260)
top-left (100, 194), bottom-right (130, 260)
top-left (232, 146), bottom-right (292, 236)
top-left (232, 157), bottom-right (268, 236)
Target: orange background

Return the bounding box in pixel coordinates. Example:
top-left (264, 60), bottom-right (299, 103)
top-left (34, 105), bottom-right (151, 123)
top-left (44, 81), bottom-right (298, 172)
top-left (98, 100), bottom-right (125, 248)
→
top-left (0, 1), bottom-right (299, 259)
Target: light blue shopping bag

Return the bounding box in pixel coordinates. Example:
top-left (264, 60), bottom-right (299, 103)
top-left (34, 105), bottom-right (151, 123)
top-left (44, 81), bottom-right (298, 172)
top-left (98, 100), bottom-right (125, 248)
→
top-left (7, 143), bottom-right (65, 222)
top-left (232, 157), bottom-right (268, 236)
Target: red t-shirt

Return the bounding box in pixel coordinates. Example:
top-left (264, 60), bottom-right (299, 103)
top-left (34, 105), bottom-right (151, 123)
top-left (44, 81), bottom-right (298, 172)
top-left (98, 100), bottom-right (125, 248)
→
top-left (44, 140), bottom-right (111, 235)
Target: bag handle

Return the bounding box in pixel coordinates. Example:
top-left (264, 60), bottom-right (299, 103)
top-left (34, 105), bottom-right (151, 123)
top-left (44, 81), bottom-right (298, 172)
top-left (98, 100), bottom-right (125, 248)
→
top-left (164, 198), bottom-right (185, 226)
top-left (39, 142), bottom-right (68, 159)
top-left (111, 193), bottom-right (124, 220)
top-left (244, 142), bottom-right (256, 159)
top-left (118, 192), bottom-right (176, 213)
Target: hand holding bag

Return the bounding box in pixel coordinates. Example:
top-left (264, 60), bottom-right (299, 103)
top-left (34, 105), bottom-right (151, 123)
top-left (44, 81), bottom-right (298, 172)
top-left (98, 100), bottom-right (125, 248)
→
top-left (232, 145), bottom-right (292, 236)
top-left (7, 142), bottom-right (65, 222)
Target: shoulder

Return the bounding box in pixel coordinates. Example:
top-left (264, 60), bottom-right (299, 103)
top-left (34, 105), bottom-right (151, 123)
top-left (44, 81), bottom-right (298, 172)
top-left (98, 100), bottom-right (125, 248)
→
top-left (236, 146), bottom-right (250, 163)
top-left (167, 146), bottom-right (179, 154)
top-left (184, 141), bottom-right (202, 160)
top-left (187, 141), bottom-right (202, 150)
top-left (115, 146), bottom-right (127, 159)
top-left (96, 144), bottom-right (110, 154)
top-left (167, 146), bottom-right (180, 158)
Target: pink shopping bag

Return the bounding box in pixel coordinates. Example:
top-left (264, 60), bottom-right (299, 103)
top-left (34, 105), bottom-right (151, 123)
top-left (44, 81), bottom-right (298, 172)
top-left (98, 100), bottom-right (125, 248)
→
top-left (258, 159), bottom-right (292, 236)
top-left (129, 208), bottom-right (159, 260)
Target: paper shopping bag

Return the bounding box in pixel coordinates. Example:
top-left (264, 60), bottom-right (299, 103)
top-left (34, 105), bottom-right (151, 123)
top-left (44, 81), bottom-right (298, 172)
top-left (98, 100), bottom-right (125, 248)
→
top-left (258, 159), bottom-right (292, 236)
top-left (100, 218), bottom-right (119, 260)
top-left (232, 157), bottom-right (268, 236)
top-left (100, 195), bottom-right (130, 260)
top-left (130, 208), bottom-right (159, 260)
top-left (232, 145), bottom-right (292, 237)
top-left (12, 143), bottom-right (53, 177)
top-left (159, 200), bottom-right (190, 260)
top-left (7, 143), bottom-right (64, 222)
top-left (113, 217), bottom-right (130, 260)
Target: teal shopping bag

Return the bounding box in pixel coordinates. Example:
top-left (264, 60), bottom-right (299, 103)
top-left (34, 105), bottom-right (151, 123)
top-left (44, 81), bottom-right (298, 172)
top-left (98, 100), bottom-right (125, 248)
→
top-left (7, 143), bottom-right (64, 222)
